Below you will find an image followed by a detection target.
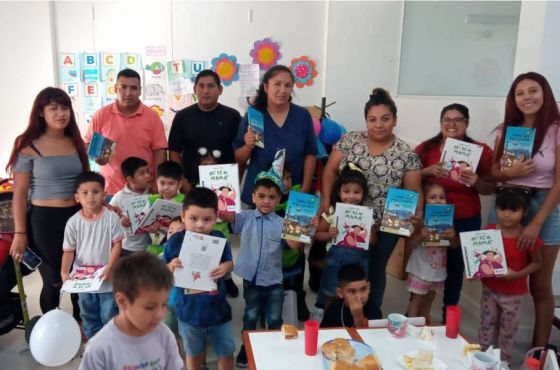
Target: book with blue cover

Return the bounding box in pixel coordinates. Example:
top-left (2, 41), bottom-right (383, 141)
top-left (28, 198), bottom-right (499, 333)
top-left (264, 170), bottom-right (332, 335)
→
top-left (247, 106), bottom-right (265, 148)
top-left (87, 132), bottom-right (115, 161)
top-left (423, 204), bottom-right (455, 246)
top-left (379, 188), bottom-right (419, 237)
top-left (333, 203), bottom-right (374, 250)
top-left (282, 191), bottom-right (319, 243)
top-left (501, 126), bottom-right (535, 170)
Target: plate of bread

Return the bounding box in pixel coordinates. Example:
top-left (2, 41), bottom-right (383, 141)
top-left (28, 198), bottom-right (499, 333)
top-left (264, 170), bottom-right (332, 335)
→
top-left (397, 350), bottom-right (447, 370)
top-left (321, 338), bottom-right (382, 370)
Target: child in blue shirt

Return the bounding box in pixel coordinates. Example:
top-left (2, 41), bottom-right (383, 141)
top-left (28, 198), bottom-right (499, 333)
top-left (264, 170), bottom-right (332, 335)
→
top-left (164, 187), bottom-right (234, 370)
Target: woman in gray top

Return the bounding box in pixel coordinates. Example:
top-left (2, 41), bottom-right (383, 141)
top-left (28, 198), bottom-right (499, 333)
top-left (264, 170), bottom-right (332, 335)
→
top-left (6, 87), bottom-right (89, 317)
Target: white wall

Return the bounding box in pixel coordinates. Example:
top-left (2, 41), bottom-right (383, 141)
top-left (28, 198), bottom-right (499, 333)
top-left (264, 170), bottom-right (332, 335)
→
top-left (0, 2), bottom-right (55, 176)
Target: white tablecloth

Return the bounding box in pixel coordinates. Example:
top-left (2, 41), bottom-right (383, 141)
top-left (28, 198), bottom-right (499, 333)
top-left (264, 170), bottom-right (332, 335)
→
top-left (357, 326), bottom-right (469, 370)
top-left (248, 328), bottom-right (350, 370)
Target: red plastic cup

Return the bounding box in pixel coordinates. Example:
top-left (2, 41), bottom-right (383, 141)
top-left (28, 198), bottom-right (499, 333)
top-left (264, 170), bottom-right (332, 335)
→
top-left (304, 320), bottom-right (319, 356)
top-left (446, 305), bottom-right (462, 338)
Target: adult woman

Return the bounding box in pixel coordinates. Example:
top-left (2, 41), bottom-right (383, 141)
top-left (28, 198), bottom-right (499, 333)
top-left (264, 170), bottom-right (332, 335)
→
top-left (322, 88), bottom-right (422, 310)
top-left (491, 72), bottom-right (560, 347)
top-left (6, 87), bottom-right (88, 317)
top-left (233, 65), bottom-right (317, 205)
top-left (415, 103), bottom-right (495, 320)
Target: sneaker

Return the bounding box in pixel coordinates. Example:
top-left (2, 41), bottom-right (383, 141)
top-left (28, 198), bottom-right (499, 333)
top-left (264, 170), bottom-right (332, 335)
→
top-left (225, 278), bottom-right (239, 298)
top-left (236, 345), bottom-right (248, 368)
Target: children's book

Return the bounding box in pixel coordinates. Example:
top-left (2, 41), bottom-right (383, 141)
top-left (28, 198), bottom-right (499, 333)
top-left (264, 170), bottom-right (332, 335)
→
top-left (174, 231), bottom-right (226, 292)
top-left (440, 137), bottom-right (483, 186)
top-left (460, 229), bottom-right (508, 279)
top-left (332, 203), bottom-right (374, 250)
top-left (61, 265), bottom-right (107, 293)
top-left (122, 195), bottom-right (150, 235)
top-left (247, 106), bottom-right (264, 148)
top-left (87, 132), bottom-right (115, 161)
top-left (138, 199), bottom-right (182, 233)
top-left (500, 126), bottom-right (535, 170)
top-left (423, 204), bottom-right (455, 247)
top-left (198, 164), bottom-right (241, 213)
top-left (282, 191), bottom-right (319, 244)
top-left (379, 188), bottom-right (418, 237)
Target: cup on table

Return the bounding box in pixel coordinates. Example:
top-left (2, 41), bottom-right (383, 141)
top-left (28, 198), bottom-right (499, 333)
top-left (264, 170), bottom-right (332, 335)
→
top-left (387, 313), bottom-right (408, 338)
top-left (304, 320), bottom-right (319, 356)
top-left (471, 352), bottom-right (499, 370)
top-left (445, 305), bottom-right (462, 339)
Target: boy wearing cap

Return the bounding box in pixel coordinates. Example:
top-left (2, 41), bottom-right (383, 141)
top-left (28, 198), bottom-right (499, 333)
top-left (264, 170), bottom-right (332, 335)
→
top-left (220, 166), bottom-right (303, 368)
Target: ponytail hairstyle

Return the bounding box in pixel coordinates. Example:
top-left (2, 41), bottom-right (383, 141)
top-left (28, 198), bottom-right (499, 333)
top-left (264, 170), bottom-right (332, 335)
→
top-left (251, 65), bottom-right (294, 112)
top-left (364, 88), bottom-right (397, 119)
top-left (494, 72), bottom-right (560, 162)
top-left (330, 164), bottom-right (369, 206)
top-left (419, 103), bottom-right (475, 162)
top-left (6, 87), bottom-right (89, 173)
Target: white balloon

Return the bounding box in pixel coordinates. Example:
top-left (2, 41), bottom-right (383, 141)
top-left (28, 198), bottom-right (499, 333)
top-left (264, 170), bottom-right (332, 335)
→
top-left (30, 309), bottom-right (81, 367)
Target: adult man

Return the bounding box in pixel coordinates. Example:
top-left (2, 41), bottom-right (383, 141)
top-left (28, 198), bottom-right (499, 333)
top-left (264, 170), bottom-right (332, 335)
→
top-left (168, 69), bottom-right (241, 297)
top-left (85, 69), bottom-right (167, 196)
top-left (168, 69), bottom-right (241, 193)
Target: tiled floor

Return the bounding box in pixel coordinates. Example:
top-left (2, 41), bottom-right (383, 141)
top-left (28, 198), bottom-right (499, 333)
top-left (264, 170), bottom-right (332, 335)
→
top-left (0, 239), bottom-right (556, 369)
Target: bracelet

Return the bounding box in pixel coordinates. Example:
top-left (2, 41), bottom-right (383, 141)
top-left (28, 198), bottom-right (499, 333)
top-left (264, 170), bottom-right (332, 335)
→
top-left (14, 231), bottom-right (26, 235)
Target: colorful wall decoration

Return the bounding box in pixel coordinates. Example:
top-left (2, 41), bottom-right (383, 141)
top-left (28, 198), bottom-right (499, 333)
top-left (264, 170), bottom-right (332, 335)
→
top-left (211, 53), bottom-right (240, 86)
top-left (249, 38), bottom-right (281, 70)
top-left (290, 56), bottom-right (318, 88)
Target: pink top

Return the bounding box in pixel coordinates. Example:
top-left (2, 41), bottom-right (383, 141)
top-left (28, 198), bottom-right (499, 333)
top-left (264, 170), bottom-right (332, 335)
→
top-left (497, 123), bottom-right (560, 188)
top-left (84, 102), bottom-right (167, 195)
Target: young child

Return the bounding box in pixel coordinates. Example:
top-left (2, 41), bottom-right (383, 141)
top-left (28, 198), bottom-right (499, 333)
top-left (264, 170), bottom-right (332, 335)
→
top-left (277, 166), bottom-right (310, 321)
top-left (314, 165), bottom-right (373, 310)
top-left (220, 170), bottom-right (302, 368)
top-left (161, 216), bottom-right (186, 361)
top-left (79, 252), bottom-right (183, 370)
top-left (146, 161), bottom-right (184, 256)
top-left (479, 187), bottom-right (542, 363)
top-left (405, 182), bottom-right (458, 324)
top-left (61, 171), bottom-right (124, 339)
top-left (109, 157), bottom-right (153, 256)
top-left (320, 264), bottom-right (380, 328)
top-left (164, 187), bottom-right (235, 370)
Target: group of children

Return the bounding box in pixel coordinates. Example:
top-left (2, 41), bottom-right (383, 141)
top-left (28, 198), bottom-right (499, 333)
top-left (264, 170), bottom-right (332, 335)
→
top-left (60, 153), bottom-right (540, 369)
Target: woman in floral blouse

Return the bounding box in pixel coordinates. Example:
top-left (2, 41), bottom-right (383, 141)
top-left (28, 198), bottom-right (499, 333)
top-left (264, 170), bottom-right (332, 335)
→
top-left (321, 88), bottom-right (422, 311)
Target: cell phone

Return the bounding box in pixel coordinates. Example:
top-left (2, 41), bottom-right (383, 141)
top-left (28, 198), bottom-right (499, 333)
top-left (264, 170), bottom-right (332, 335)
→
top-left (22, 248), bottom-right (42, 270)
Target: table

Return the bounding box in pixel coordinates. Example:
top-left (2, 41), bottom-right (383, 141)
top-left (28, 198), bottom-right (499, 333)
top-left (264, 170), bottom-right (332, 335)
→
top-left (243, 326), bottom-right (470, 370)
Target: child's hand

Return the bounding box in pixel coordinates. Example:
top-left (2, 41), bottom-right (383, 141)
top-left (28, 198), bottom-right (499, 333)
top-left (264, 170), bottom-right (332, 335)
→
top-left (498, 268), bottom-right (520, 280)
top-left (459, 169), bottom-right (478, 187)
top-left (327, 226), bottom-right (339, 239)
top-left (409, 214), bottom-right (424, 229)
top-left (121, 216), bottom-right (131, 228)
top-left (244, 127), bottom-right (256, 149)
top-left (106, 204), bottom-right (122, 217)
top-left (145, 222), bottom-right (160, 234)
top-left (348, 294), bottom-right (364, 318)
top-left (369, 225), bottom-right (378, 245)
top-left (419, 226), bottom-right (430, 239)
top-left (99, 266), bottom-right (111, 281)
top-left (210, 264), bottom-right (228, 280)
top-left (167, 258), bottom-right (183, 272)
top-left (440, 228), bottom-right (456, 240)
top-left (61, 271), bottom-right (71, 283)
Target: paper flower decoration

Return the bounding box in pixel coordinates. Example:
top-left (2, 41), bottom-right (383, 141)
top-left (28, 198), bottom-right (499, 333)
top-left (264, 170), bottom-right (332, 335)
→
top-left (211, 53), bottom-right (239, 86)
top-left (290, 56), bottom-right (318, 88)
top-left (250, 38), bottom-right (281, 70)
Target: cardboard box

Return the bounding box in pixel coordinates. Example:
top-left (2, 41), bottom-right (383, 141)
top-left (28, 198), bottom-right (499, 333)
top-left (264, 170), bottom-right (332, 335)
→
top-left (385, 238), bottom-right (411, 280)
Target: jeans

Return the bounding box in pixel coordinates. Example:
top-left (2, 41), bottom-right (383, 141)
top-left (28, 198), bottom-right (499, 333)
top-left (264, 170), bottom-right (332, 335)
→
top-left (443, 215), bottom-right (481, 317)
top-left (78, 292), bottom-right (118, 338)
top-left (368, 231), bottom-right (400, 309)
top-left (178, 320), bottom-right (235, 357)
top-left (242, 280), bottom-right (284, 330)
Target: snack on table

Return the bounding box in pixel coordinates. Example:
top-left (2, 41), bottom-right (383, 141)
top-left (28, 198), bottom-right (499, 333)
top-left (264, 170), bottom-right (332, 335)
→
top-left (462, 343), bottom-right (481, 355)
top-left (419, 326), bottom-right (433, 341)
top-left (281, 324), bottom-right (298, 339)
top-left (358, 354), bottom-right (382, 370)
top-left (322, 338), bottom-right (356, 362)
top-left (402, 350), bottom-right (434, 370)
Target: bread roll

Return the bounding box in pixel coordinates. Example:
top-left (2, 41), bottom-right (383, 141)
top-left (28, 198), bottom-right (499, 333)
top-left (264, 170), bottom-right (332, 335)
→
top-left (281, 324), bottom-right (298, 339)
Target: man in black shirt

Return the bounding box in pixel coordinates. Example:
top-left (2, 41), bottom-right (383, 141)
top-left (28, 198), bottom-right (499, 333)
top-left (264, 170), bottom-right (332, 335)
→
top-left (320, 264), bottom-right (381, 328)
top-left (168, 69), bottom-right (241, 193)
top-left (168, 69), bottom-right (241, 298)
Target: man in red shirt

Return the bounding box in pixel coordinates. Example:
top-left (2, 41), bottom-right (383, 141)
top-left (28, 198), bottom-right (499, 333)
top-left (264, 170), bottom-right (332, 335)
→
top-left (85, 69), bottom-right (167, 196)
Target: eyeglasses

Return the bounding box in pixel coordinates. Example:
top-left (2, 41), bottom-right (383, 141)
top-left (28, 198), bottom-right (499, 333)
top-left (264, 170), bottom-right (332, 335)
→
top-left (441, 117), bottom-right (467, 124)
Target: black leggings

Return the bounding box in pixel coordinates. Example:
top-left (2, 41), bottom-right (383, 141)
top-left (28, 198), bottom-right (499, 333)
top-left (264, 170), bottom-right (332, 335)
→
top-left (28, 204), bottom-right (81, 319)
